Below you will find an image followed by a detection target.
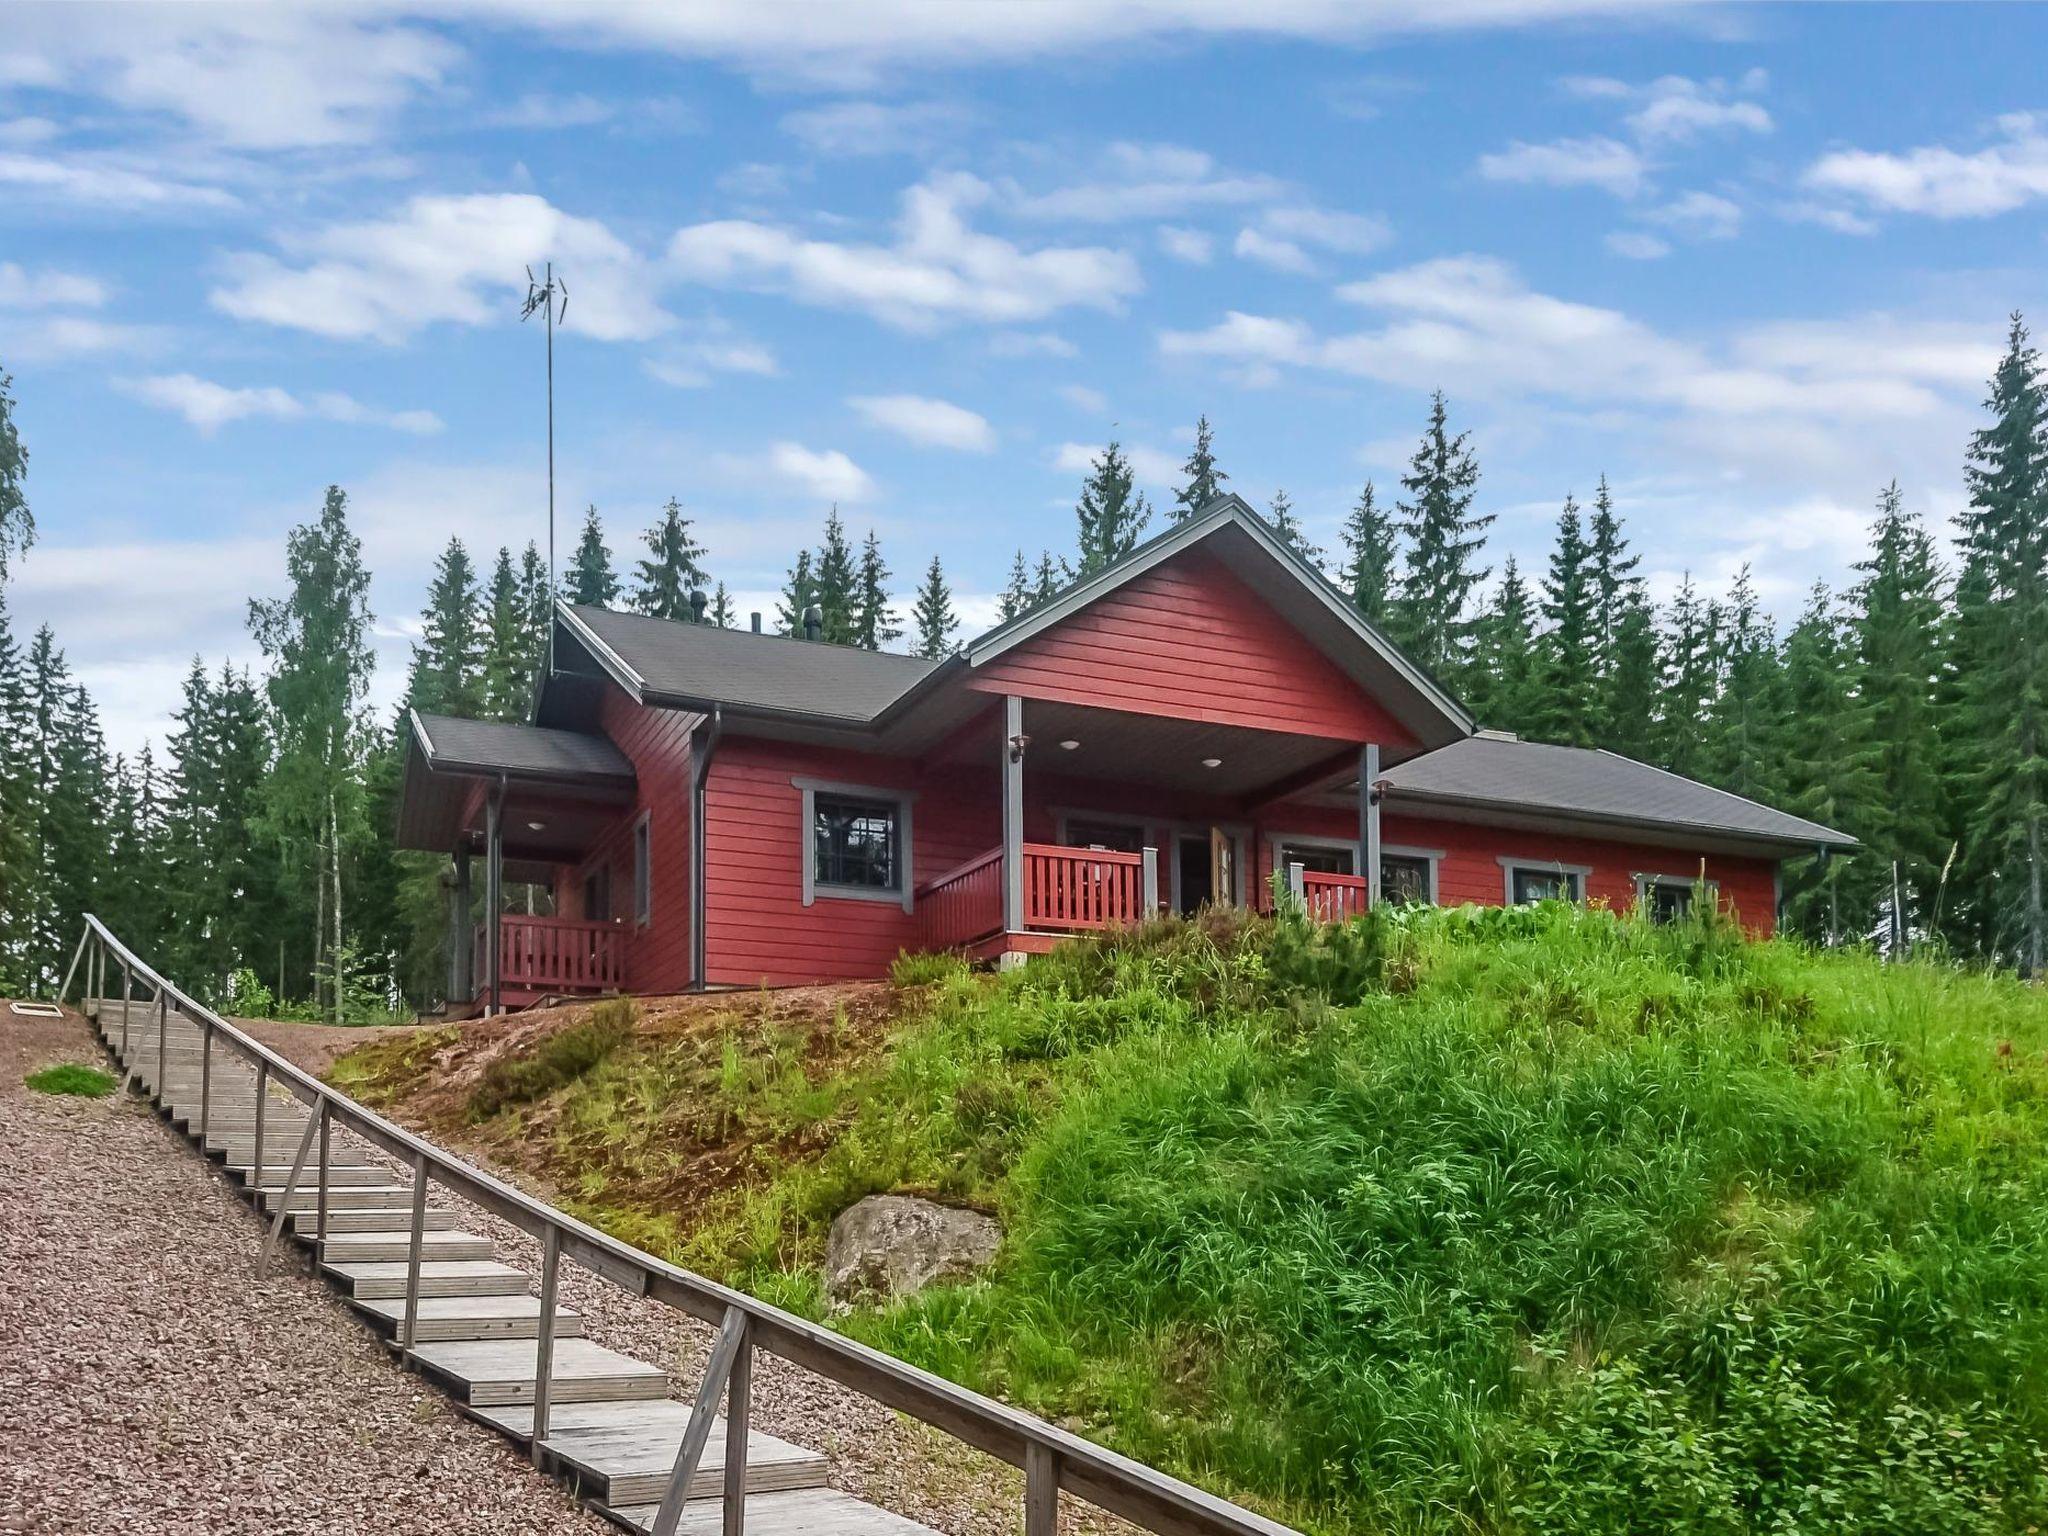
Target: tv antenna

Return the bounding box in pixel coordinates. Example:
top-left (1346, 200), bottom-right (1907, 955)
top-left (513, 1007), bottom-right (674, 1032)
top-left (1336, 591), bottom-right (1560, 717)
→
top-left (521, 262), bottom-right (568, 660)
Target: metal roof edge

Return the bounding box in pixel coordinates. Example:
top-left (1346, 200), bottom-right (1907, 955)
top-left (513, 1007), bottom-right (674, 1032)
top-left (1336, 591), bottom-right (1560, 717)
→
top-left (1382, 782), bottom-right (1859, 854)
top-left (555, 601), bottom-right (649, 703)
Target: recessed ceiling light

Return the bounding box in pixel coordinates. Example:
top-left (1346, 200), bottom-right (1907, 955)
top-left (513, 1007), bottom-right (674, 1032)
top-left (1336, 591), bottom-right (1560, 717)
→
top-left (1201, 757), bottom-right (1223, 769)
top-left (1059, 739), bottom-right (1081, 751)
top-left (527, 820), bottom-right (546, 832)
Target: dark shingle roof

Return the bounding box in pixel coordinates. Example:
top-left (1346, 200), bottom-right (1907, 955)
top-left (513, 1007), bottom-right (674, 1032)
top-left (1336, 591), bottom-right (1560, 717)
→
top-left (564, 605), bottom-right (940, 722)
top-left (1381, 733), bottom-right (1856, 851)
top-left (411, 712), bottom-right (634, 782)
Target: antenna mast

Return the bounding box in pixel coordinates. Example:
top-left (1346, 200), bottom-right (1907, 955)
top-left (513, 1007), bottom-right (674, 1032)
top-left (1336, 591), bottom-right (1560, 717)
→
top-left (521, 262), bottom-right (568, 663)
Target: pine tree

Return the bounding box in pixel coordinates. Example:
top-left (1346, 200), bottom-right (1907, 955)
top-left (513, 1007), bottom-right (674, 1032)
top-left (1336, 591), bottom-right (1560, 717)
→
top-left (912, 556), bottom-right (959, 659)
top-left (0, 363), bottom-right (31, 579)
top-left (710, 582), bottom-right (735, 628)
top-left (853, 530), bottom-right (901, 650)
top-left (1073, 442), bottom-right (1152, 576)
top-left (813, 508), bottom-right (858, 643)
top-left (1032, 553), bottom-right (1061, 606)
top-left (1587, 474), bottom-right (1641, 678)
top-left (100, 745), bottom-right (166, 960)
top-left (21, 627), bottom-right (107, 988)
top-left (1339, 480), bottom-right (1397, 626)
top-left (0, 588), bottom-right (31, 992)
top-left (481, 547), bottom-right (530, 721)
top-left (997, 551), bottom-right (1032, 623)
top-left (407, 538), bottom-right (483, 717)
top-left (1171, 414), bottom-right (1227, 522)
top-left (1391, 392), bottom-right (1492, 677)
top-left (1656, 576), bottom-right (1721, 780)
top-left (1778, 583), bottom-right (1880, 941)
top-left (516, 542), bottom-right (551, 671)
top-left (1704, 566), bottom-right (1785, 804)
top-left (564, 505), bottom-right (620, 608)
top-left (1603, 589), bottom-right (1660, 763)
top-left (1266, 488), bottom-right (1322, 566)
top-left (247, 485), bottom-right (375, 1022)
top-left (1466, 557), bottom-right (1538, 736)
top-left (1530, 495), bottom-right (1601, 747)
top-left (778, 549), bottom-right (816, 637)
top-left (632, 498), bottom-right (708, 621)
top-left (1956, 313), bottom-right (2048, 973)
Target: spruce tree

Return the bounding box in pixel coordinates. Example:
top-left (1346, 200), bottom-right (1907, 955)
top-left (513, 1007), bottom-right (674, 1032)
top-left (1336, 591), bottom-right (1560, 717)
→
top-left (407, 538), bottom-right (483, 717)
top-left (1466, 557), bottom-right (1538, 736)
top-left (0, 363), bottom-right (31, 578)
top-left (814, 508), bottom-right (858, 643)
top-left (481, 547), bottom-right (529, 721)
top-left (565, 505), bottom-right (620, 608)
top-left (0, 588), bottom-right (30, 992)
top-left (632, 498), bottom-right (709, 621)
top-left (1266, 488), bottom-right (1322, 566)
top-left (1392, 391), bottom-right (1491, 677)
top-left (1603, 590), bottom-right (1660, 763)
top-left (997, 551), bottom-right (1032, 623)
top-left (1339, 480), bottom-right (1397, 626)
top-left (1587, 474), bottom-right (1641, 677)
top-left (1032, 553), bottom-right (1061, 606)
top-left (1704, 566), bottom-right (1785, 804)
top-left (1778, 583), bottom-right (1881, 941)
top-left (1171, 414), bottom-right (1227, 521)
top-left (912, 556), bottom-right (959, 659)
top-left (21, 628), bottom-right (107, 988)
top-left (1073, 441), bottom-right (1152, 576)
top-left (710, 582), bottom-right (735, 628)
top-left (1956, 313), bottom-right (2048, 972)
top-left (516, 542), bottom-right (551, 669)
top-left (778, 549), bottom-right (816, 637)
top-left (1656, 576), bottom-right (1721, 780)
top-left (853, 530), bottom-right (900, 650)
top-left (1531, 494), bottom-right (1600, 746)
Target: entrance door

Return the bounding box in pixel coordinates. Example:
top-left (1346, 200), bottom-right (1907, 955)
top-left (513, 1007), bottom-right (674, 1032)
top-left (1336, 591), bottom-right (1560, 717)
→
top-left (1175, 834), bottom-right (1213, 916)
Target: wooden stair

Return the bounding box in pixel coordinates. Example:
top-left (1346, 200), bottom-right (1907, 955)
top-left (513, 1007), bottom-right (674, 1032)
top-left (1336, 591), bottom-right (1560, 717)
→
top-left (92, 997), bottom-right (943, 1536)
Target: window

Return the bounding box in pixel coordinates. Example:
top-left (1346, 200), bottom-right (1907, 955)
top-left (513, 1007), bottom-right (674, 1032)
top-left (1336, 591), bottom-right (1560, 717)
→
top-left (1637, 875), bottom-right (1712, 924)
top-left (632, 814), bottom-right (651, 925)
top-left (1380, 853), bottom-right (1434, 905)
top-left (1505, 863), bottom-right (1586, 905)
top-left (1064, 818), bottom-right (1146, 853)
top-left (1276, 841), bottom-right (1354, 877)
top-left (583, 864), bottom-right (612, 923)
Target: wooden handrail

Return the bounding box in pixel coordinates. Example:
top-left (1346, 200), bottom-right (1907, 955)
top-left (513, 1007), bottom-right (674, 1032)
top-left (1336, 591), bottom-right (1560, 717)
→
top-left (65, 913), bottom-right (1305, 1536)
top-left (914, 844), bottom-right (1004, 898)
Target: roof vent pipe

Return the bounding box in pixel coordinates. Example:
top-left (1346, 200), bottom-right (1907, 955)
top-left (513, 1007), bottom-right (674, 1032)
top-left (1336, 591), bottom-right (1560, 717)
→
top-left (688, 587), bottom-right (708, 624)
top-left (750, 611), bottom-right (762, 633)
top-left (803, 603), bottom-right (823, 642)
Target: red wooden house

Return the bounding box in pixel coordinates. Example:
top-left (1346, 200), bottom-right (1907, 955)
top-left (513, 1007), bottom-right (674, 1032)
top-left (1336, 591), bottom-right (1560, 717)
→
top-left (396, 496), bottom-right (1855, 1012)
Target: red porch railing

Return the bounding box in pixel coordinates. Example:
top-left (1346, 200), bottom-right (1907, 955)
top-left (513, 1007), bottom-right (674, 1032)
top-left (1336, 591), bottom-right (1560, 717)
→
top-left (1022, 842), bottom-right (1145, 931)
top-left (474, 914), bottom-right (625, 995)
top-left (917, 847), bottom-right (1006, 951)
top-left (1299, 870), bottom-right (1371, 924)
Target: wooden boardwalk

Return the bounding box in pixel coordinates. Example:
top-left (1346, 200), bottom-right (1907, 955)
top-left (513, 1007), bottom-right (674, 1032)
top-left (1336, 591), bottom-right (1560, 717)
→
top-left (91, 996), bottom-right (937, 1536)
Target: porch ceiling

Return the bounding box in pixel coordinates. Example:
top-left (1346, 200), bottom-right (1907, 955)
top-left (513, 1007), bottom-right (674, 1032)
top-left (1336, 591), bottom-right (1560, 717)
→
top-left (992, 700), bottom-right (1360, 801)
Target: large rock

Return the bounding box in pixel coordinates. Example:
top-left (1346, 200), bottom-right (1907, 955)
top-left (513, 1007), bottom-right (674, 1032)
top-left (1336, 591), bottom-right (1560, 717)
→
top-left (825, 1194), bottom-right (1001, 1305)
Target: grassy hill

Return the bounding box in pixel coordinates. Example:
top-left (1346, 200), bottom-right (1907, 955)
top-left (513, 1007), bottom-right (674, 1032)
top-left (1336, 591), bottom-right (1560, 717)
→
top-left (332, 902), bottom-right (2048, 1535)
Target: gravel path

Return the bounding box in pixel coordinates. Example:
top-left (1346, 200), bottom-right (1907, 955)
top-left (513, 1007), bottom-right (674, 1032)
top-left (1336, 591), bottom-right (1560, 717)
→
top-left (0, 1004), bottom-right (608, 1536)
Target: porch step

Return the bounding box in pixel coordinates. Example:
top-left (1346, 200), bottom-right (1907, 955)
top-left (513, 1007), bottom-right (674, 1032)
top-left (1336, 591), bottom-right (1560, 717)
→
top-left (292, 1206), bottom-right (456, 1235)
top-left (211, 1139), bottom-right (370, 1166)
top-left (472, 1399), bottom-right (827, 1506)
top-left (355, 1294), bottom-right (585, 1343)
top-left (408, 1338), bottom-right (668, 1407)
top-left (259, 1183), bottom-right (417, 1213)
top-left (318, 1229), bottom-right (494, 1265)
top-left (233, 1162), bottom-right (388, 1187)
top-left (606, 1489), bottom-right (944, 1536)
top-left (323, 1259), bottom-right (532, 1300)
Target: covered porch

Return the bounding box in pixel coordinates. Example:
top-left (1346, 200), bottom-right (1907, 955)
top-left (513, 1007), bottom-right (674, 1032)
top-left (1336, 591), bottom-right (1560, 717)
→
top-left (910, 695), bottom-right (1389, 960)
top-left (397, 712), bottom-right (639, 1014)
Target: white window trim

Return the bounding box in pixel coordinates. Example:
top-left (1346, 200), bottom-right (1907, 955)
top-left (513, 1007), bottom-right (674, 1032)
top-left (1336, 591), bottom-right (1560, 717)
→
top-left (794, 777), bottom-right (915, 913)
top-left (631, 810), bottom-right (652, 927)
top-left (1634, 871), bottom-right (1718, 916)
top-left (1380, 844), bottom-right (1446, 905)
top-left (1499, 856), bottom-right (1592, 905)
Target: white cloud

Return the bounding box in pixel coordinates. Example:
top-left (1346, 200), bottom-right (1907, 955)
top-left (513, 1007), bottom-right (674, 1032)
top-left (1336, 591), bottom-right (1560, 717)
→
top-left (641, 318), bottom-right (779, 388)
top-left (1003, 141), bottom-right (1284, 222)
top-left (476, 92), bottom-right (619, 131)
top-left (0, 150), bottom-right (240, 211)
top-left (1157, 225), bottom-right (1213, 264)
top-left (1059, 383), bottom-right (1108, 413)
top-left (1604, 230), bottom-right (1671, 260)
top-left (1643, 189), bottom-right (1741, 239)
top-left (1053, 440), bottom-right (1182, 486)
top-left (707, 442), bottom-right (876, 503)
top-left (1803, 112), bottom-right (2048, 219)
top-left (1565, 72), bottom-right (1772, 143)
top-left (4, 314), bottom-right (161, 363)
top-left (669, 172), bottom-right (1140, 331)
top-left (1235, 227), bottom-right (1316, 274)
top-left (988, 330), bottom-right (1078, 358)
top-left (212, 192), bottom-right (669, 343)
top-left (780, 99), bottom-right (969, 157)
top-left (116, 372), bottom-right (444, 435)
top-left (1476, 136), bottom-right (1647, 197)
top-left (1779, 200), bottom-right (1878, 236)
top-left (1259, 204), bottom-right (1393, 255)
top-left (849, 393), bottom-right (996, 452)
top-left (0, 262), bottom-right (106, 309)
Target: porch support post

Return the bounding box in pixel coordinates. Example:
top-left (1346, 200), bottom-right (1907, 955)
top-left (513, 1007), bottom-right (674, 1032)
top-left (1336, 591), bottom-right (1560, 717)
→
top-left (484, 782), bottom-right (504, 1016)
top-left (1358, 743), bottom-right (1382, 906)
top-left (1141, 847), bottom-right (1160, 919)
top-left (449, 847), bottom-right (473, 1004)
top-left (1002, 695), bottom-right (1025, 934)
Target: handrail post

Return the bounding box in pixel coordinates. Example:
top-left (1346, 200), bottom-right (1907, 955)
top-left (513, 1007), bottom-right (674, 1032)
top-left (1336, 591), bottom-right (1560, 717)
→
top-left (199, 1018), bottom-right (213, 1145)
top-left (652, 1306), bottom-right (749, 1536)
top-left (119, 961), bottom-right (132, 1068)
top-left (155, 992), bottom-right (168, 1104)
top-left (724, 1320), bottom-right (752, 1536)
top-left (1141, 847), bottom-right (1160, 920)
top-left (315, 1101), bottom-right (331, 1258)
top-left (531, 1226), bottom-right (561, 1462)
top-left (1025, 1442), bottom-right (1059, 1536)
top-left (401, 1151), bottom-right (429, 1354)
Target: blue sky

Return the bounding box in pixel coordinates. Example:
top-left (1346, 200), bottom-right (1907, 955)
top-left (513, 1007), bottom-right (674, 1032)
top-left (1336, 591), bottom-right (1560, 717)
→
top-left (3, 2), bottom-right (2044, 755)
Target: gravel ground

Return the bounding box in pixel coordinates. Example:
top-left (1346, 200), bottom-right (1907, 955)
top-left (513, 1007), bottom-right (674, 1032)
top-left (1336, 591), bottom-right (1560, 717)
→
top-left (0, 1003), bottom-right (608, 1536)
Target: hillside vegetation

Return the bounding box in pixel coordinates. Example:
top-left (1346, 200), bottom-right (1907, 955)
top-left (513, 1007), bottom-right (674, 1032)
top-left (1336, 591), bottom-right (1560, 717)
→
top-left (333, 903), bottom-right (2048, 1535)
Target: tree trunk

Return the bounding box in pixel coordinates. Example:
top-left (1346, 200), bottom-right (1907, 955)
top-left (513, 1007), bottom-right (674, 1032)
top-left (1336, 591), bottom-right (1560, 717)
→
top-left (329, 792), bottom-right (344, 1025)
top-left (312, 834), bottom-right (325, 1017)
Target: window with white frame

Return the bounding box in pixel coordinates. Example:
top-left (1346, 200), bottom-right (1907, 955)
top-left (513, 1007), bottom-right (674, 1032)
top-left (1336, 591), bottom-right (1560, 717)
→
top-left (632, 813), bottom-right (651, 925)
top-left (1504, 861), bottom-right (1587, 905)
top-left (1637, 873), bottom-right (1713, 924)
top-left (797, 779), bottom-right (914, 910)
top-left (1380, 853), bottom-right (1435, 905)
top-left (1275, 840), bottom-right (1354, 877)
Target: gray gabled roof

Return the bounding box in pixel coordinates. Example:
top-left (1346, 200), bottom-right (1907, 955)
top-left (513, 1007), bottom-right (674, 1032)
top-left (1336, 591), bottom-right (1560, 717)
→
top-left (559, 603), bottom-right (941, 724)
top-left (1380, 732), bottom-right (1857, 853)
top-left (410, 710), bottom-right (634, 783)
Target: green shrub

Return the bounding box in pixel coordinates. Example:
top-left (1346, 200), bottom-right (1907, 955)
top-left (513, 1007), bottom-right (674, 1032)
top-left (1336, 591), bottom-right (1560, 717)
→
top-left (26, 1062), bottom-right (116, 1097)
top-left (892, 950), bottom-right (969, 987)
top-left (469, 999), bottom-right (635, 1120)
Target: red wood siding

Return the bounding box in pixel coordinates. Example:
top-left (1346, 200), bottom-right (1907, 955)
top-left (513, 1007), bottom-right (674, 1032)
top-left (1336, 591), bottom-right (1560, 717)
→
top-left (969, 548), bottom-right (1419, 749)
top-left (701, 736), bottom-right (999, 987)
